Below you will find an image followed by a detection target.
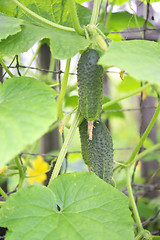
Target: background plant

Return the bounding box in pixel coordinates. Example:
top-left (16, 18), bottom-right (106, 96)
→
top-left (0, 0), bottom-right (160, 239)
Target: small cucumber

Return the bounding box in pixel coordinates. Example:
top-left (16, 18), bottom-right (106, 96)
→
top-left (79, 119), bottom-right (90, 166)
top-left (77, 49), bottom-right (103, 121)
top-left (79, 119), bottom-right (113, 183)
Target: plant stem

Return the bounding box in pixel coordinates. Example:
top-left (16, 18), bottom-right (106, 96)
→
top-left (15, 156), bottom-right (25, 190)
top-left (126, 167), bottom-right (143, 233)
top-left (0, 58), bottom-right (14, 78)
top-left (131, 143), bottom-right (160, 166)
top-left (125, 100), bottom-right (160, 166)
top-left (12, 0), bottom-right (75, 32)
top-left (102, 83), bottom-right (150, 110)
top-left (58, 59), bottom-right (71, 121)
top-left (24, 41), bottom-right (41, 76)
top-left (90, 0), bottom-right (102, 25)
top-left (135, 231), bottom-right (144, 240)
top-left (0, 187), bottom-right (8, 200)
top-left (105, 0), bottom-right (115, 29)
top-left (68, 0), bottom-right (84, 35)
top-left (48, 108), bottom-right (82, 185)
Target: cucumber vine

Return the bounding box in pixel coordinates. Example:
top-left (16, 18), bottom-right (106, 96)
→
top-left (0, 0), bottom-right (159, 239)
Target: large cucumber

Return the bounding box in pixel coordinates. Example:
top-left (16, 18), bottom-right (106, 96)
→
top-left (79, 119), bottom-right (113, 183)
top-left (77, 49), bottom-right (103, 121)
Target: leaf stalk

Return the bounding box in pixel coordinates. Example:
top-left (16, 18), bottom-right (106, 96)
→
top-left (48, 108), bottom-right (82, 185)
top-left (58, 59), bottom-right (71, 121)
top-left (0, 58), bottom-right (14, 78)
top-left (126, 167), bottom-right (143, 233)
top-left (102, 83), bottom-right (150, 110)
top-left (12, 0), bottom-right (75, 32)
top-left (68, 0), bottom-right (85, 35)
top-left (0, 187), bottom-right (8, 200)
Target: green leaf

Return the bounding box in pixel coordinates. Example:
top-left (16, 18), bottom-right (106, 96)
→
top-left (0, 76), bottom-right (57, 167)
top-left (0, 172), bottom-right (134, 240)
top-left (0, 1), bottom-right (17, 16)
top-left (0, 1), bottom-right (91, 59)
top-left (99, 40), bottom-right (160, 84)
top-left (113, 0), bottom-right (128, 5)
top-left (0, 22), bottom-right (90, 59)
top-left (118, 75), bottom-right (140, 92)
top-left (75, 0), bottom-right (92, 3)
top-left (2, 0), bottom-right (91, 28)
top-left (65, 95), bottom-right (78, 108)
top-left (68, 152), bottom-right (82, 162)
top-left (0, 13), bottom-right (24, 41)
top-left (102, 96), bottom-right (124, 118)
top-left (107, 12), bottom-right (153, 31)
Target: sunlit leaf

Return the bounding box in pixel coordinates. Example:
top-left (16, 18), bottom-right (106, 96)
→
top-left (99, 40), bottom-right (160, 84)
top-left (0, 13), bottom-right (24, 41)
top-left (0, 1), bottom-right (91, 59)
top-left (0, 172), bottom-right (134, 240)
top-left (0, 76), bottom-right (57, 167)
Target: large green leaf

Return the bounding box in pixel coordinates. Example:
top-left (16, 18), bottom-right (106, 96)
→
top-left (0, 172), bottom-right (134, 240)
top-left (0, 0), bottom-right (91, 27)
top-left (107, 12), bottom-right (153, 31)
top-left (0, 76), bottom-right (57, 167)
top-left (17, 0), bottom-right (91, 28)
top-left (0, 1), bottom-right (91, 59)
top-left (0, 21), bottom-right (90, 59)
top-left (0, 13), bottom-right (24, 41)
top-left (99, 40), bottom-right (160, 84)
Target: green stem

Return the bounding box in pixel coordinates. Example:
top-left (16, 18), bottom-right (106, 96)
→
top-left (114, 126), bottom-right (160, 172)
top-left (135, 231), bottom-right (144, 240)
top-left (24, 41), bottom-right (41, 76)
top-left (68, 0), bottom-right (84, 35)
top-left (58, 59), bottom-right (71, 121)
top-left (126, 167), bottom-right (143, 232)
top-left (0, 58), bottom-right (14, 78)
top-left (131, 143), bottom-right (160, 166)
top-left (48, 108), bottom-right (82, 185)
top-left (48, 55), bottom-right (56, 79)
top-left (15, 157), bottom-right (25, 190)
top-left (128, 1), bottom-right (143, 39)
top-left (102, 83), bottom-right (150, 110)
top-left (0, 187), bottom-right (8, 200)
top-left (12, 0), bottom-right (75, 32)
top-left (125, 100), bottom-right (160, 166)
top-left (90, 0), bottom-right (102, 25)
top-left (106, 0), bottom-right (115, 29)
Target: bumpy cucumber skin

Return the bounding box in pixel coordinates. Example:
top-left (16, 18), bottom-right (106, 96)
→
top-left (79, 120), bottom-right (91, 166)
top-left (77, 49), bottom-right (103, 120)
top-left (79, 119), bottom-right (113, 183)
top-left (89, 120), bottom-right (113, 183)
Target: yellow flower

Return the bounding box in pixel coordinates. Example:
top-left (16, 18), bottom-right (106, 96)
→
top-left (27, 156), bottom-right (49, 184)
top-left (0, 166), bottom-right (8, 174)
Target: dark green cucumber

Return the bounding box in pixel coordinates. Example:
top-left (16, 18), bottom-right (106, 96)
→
top-left (79, 119), bottom-right (113, 183)
top-left (79, 119), bottom-right (91, 166)
top-left (77, 49), bottom-right (103, 120)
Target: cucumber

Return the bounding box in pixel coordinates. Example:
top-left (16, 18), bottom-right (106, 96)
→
top-left (79, 119), bottom-right (113, 183)
top-left (79, 119), bottom-right (90, 166)
top-left (77, 49), bottom-right (103, 121)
